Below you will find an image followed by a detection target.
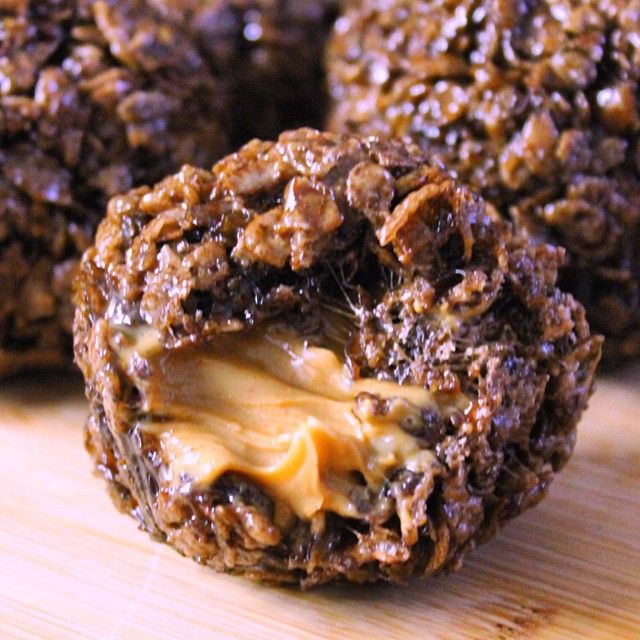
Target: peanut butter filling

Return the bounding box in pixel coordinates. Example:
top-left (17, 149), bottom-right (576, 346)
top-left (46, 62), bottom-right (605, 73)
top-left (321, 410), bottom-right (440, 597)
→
top-left (114, 324), bottom-right (471, 522)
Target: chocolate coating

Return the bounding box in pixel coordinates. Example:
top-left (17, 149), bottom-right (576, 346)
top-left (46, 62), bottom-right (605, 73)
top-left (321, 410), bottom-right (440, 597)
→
top-left (74, 129), bottom-right (601, 587)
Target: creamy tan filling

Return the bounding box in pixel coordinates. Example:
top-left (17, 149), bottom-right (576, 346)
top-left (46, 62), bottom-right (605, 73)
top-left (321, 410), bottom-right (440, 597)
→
top-left (113, 324), bottom-right (470, 522)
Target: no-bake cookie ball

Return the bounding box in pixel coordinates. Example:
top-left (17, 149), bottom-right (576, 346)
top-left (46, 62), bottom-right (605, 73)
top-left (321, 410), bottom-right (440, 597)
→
top-left (0, 0), bottom-right (228, 375)
top-left (327, 0), bottom-right (640, 362)
top-left (74, 129), bottom-right (601, 587)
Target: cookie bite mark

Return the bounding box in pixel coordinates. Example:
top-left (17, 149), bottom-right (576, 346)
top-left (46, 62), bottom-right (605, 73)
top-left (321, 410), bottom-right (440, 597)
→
top-left (113, 322), bottom-right (456, 530)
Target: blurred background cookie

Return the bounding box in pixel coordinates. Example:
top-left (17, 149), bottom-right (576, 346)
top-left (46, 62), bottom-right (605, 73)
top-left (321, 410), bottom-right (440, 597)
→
top-left (0, 0), bottom-right (230, 375)
top-left (326, 0), bottom-right (640, 363)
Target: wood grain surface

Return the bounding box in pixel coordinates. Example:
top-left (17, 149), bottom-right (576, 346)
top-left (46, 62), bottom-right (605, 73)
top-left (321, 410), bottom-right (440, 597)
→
top-left (0, 366), bottom-right (638, 640)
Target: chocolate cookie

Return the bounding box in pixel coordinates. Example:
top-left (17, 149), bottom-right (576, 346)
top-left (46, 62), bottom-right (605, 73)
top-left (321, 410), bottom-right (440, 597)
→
top-left (327, 0), bottom-right (640, 362)
top-left (0, 0), bottom-right (229, 375)
top-left (74, 129), bottom-right (601, 587)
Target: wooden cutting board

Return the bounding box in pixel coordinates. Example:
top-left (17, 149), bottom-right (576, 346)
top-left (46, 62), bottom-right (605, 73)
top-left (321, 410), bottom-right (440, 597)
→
top-left (0, 365), bottom-right (638, 640)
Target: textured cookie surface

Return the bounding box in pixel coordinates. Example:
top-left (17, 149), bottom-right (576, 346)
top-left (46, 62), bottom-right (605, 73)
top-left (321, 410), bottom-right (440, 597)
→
top-left (327, 0), bottom-right (640, 362)
top-left (0, 0), bottom-right (228, 375)
top-left (74, 129), bottom-right (601, 587)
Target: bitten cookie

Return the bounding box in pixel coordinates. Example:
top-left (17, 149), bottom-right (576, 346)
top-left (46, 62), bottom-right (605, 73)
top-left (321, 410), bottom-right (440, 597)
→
top-left (74, 129), bottom-right (601, 587)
